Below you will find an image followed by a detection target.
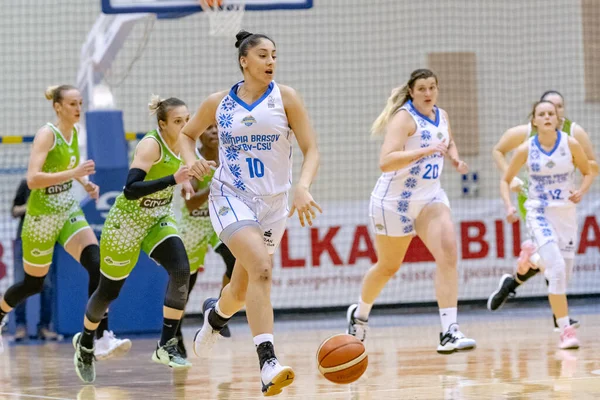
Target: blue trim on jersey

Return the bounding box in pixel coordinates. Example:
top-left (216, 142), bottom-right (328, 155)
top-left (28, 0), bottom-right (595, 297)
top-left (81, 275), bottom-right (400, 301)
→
top-left (211, 201), bottom-right (224, 229)
top-left (534, 130), bottom-right (561, 156)
top-left (225, 197), bottom-right (239, 222)
top-left (229, 81), bottom-right (275, 112)
top-left (407, 100), bottom-right (440, 127)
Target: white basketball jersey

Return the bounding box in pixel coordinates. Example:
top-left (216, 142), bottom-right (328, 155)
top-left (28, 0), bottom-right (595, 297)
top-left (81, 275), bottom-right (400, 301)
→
top-left (526, 131), bottom-right (575, 208)
top-left (214, 81), bottom-right (292, 196)
top-left (371, 101), bottom-right (449, 202)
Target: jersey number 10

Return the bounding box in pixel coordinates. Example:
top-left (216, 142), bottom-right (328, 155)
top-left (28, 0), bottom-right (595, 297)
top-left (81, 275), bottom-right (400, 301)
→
top-left (246, 157), bottom-right (265, 178)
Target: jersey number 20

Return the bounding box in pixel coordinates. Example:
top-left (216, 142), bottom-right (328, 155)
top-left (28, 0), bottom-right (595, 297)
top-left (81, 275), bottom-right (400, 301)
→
top-left (423, 164), bottom-right (439, 180)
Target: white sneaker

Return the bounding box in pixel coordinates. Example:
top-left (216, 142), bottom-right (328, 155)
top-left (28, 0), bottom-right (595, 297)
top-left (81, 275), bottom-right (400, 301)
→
top-left (437, 324), bottom-right (476, 354)
top-left (193, 298), bottom-right (222, 357)
top-left (559, 326), bottom-right (580, 350)
top-left (94, 330), bottom-right (132, 360)
top-left (260, 358), bottom-right (295, 397)
top-left (346, 304), bottom-right (368, 342)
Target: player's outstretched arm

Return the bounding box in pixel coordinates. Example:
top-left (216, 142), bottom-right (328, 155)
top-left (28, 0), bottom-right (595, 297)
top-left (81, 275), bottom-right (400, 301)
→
top-left (179, 92), bottom-right (225, 180)
top-left (568, 137), bottom-right (593, 203)
top-left (281, 85), bottom-right (322, 227)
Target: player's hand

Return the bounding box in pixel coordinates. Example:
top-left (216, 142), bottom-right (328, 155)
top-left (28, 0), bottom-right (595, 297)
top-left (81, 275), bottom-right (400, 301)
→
top-left (510, 176), bottom-right (525, 193)
top-left (568, 189), bottom-right (584, 204)
top-left (505, 205), bottom-right (519, 224)
top-left (189, 159), bottom-right (217, 180)
top-left (84, 181), bottom-right (100, 200)
top-left (73, 160), bottom-right (95, 178)
top-left (452, 159), bottom-right (469, 174)
top-left (181, 180), bottom-right (194, 200)
top-left (288, 184), bottom-right (322, 227)
top-left (174, 165), bottom-right (191, 184)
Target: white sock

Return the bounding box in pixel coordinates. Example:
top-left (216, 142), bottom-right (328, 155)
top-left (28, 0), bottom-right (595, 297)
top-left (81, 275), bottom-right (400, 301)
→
top-left (214, 301), bottom-right (232, 319)
top-left (557, 316), bottom-right (570, 331)
top-left (253, 333), bottom-right (274, 347)
top-left (439, 307), bottom-right (457, 332)
top-left (355, 298), bottom-right (372, 321)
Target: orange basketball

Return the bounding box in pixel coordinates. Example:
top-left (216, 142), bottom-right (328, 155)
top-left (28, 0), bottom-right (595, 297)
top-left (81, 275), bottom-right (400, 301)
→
top-left (317, 334), bottom-right (368, 384)
top-left (204, 0), bottom-right (223, 6)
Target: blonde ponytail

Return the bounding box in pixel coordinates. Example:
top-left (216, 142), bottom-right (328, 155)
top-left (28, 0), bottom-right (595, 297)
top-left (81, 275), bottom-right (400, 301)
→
top-left (45, 85), bottom-right (59, 101)
top-left (148, 94), bottom-right (163, 115)
top-left (370, 85), bottom-right (410, 136)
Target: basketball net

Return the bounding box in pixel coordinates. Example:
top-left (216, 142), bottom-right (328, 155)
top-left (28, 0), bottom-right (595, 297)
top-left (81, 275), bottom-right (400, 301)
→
top-left (198, 0), bottom-right (246, 38)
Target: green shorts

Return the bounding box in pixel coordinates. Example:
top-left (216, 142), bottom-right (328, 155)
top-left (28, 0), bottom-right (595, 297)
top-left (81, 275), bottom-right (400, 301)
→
top-left (179, 214), bottom-right (220, 273)
top-left (21, 207), bottom-right (90, 267)
top-left (100, 211), bottom-right (179, 280)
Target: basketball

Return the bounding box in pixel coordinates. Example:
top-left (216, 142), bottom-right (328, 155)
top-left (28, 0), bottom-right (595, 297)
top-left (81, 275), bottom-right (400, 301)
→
top-left (204, 0), bottom-right (223, 6)
top-left (317, 334), bottom-right (368, 384)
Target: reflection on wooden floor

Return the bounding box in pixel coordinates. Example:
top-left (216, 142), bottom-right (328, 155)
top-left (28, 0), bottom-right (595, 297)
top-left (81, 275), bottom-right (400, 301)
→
top-left (1, 313), bottom-right (600, 399)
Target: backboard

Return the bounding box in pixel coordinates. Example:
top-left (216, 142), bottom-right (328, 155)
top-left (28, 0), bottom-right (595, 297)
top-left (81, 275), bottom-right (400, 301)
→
top-left (102, 0), bottom-right (313, 15)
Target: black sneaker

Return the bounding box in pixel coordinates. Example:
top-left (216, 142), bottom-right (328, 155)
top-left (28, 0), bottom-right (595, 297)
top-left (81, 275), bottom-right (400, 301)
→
top-left (219, 324), bottom-right (231, 338)
top-left (487, 274), bottom-right (517, 311)
top-left (73, 332), bottom-right (96, 383)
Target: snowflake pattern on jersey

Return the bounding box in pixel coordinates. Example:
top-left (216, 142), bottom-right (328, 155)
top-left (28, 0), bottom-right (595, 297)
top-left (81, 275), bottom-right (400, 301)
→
top-left (421, 130), bottom-right (432, 141)
top-left (234, 179), bottom-right (246, 191)
top-left (397, 200), bottom-right (409, 213)
top-left (218, 113), bottom-right (233, 129)
top-left (418, 119), bottom-right (427, 128)
top-left (400, 215), bottom-right (410, 224)
top-left (403, 225), bottom-right (414, 235)
top-left (531, 163), bottom-right (540, 172)
top-left (405, 178), bottom-right (417, 189)
top-left (535, 207), bottom-right (545, 214)
top-left (538, 193), bottom-right (548, 201)
top-left (530, 149), bottom-right (540, 160)
top-left (409, 166), bottom-right (421, 176)
top-left (229, 164), bottom-right (242, 178)
top-left (220, 131), bottom-right (233, 145)
top-left (221, 97), bottom-right (236, 112)
top-left (225, 146), bottom-right (240, 161)
top-left (542, 228), bottom-right (553, 237)
top-left (420, 142), bottom-right (429, 149)
top-left (401, 190), bottom-right (412, 199)
top-left (534, 184), bottom-right (545, 193)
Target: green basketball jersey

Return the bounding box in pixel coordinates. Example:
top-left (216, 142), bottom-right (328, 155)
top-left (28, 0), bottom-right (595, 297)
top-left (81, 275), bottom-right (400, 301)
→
top-left (27, 123), bottom-right (80, 216)
top-left (111, 129), bottom-right (181, 218)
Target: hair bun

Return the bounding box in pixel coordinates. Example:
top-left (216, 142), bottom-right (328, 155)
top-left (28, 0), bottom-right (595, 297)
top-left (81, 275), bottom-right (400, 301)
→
top-left (148, 94), bottom-right (163, 115)
top-left (235, 30), bottom-right (253, 48)
top-left (45, 85), bottom-right (59, 100)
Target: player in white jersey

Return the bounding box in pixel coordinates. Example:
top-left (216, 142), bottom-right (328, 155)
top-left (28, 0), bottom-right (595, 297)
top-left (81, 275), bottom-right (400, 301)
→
top-left (346, 69), bottom-right (476, 354)
top-left (501, 100), bottom-right (593, 349)
top-left (488, 91), bottom-right (598, 330)
top-left (179, 30), bottom-right (321, 397)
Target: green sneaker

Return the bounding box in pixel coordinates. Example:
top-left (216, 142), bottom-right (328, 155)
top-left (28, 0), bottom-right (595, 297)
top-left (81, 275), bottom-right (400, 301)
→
top-left (152, 337), bottom-right (192, 369)
top-left (73, 332), bottom-right (96, 383)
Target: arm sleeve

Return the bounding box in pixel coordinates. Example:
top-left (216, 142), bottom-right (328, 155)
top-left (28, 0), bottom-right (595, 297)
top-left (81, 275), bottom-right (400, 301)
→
top-left (13, 179), bottom-right (29, 207)
top-left (123, 168), bottom-right (177, 201)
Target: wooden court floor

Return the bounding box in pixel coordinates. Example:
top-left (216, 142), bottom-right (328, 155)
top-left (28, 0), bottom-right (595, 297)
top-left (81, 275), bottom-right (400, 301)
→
top-left (1, 313), bottom-right (600, 400)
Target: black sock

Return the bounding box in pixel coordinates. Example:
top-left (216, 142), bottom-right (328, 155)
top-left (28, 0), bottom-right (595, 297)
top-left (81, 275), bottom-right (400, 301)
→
top-left (80, 327), bottom-right (96, 350)
top-left (208, 308), bottom-right (230, 330)
top-left (515, 268), bottom-right (540, 285)
top-left (96, 313), bottom-right (109, 339)
top-left (160, 318), bottom-right (180, 346)
top-left (256, 341), bottom-right (276, 370)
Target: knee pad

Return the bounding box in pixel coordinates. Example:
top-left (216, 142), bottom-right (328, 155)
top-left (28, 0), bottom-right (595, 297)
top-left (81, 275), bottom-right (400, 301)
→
top-left (3, 273), bottom-right (47, 308)
top-left (539, 243), bottom-right (567, 295)
top-left (85, 276), bottom-right (125, 323)
top-left (80, 244), bottom-right (101, 296)
top-left (151, 237), bottom-right (190, 310)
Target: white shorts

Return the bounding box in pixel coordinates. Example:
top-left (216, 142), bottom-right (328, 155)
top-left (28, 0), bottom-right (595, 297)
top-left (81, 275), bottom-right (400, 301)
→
top-left (209, 182), bottom-right (289, 255)
top-left (369, 189), bottom-right (450, 237)
top-left (525, 205), bottom-right (577, 259)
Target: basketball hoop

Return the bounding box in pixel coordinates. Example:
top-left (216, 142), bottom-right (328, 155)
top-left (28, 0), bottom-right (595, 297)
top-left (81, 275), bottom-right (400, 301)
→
top-left (198, 0), bottom-right (246, 38)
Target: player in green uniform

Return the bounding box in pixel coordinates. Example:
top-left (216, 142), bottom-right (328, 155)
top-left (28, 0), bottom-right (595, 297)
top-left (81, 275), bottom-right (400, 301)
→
top-left (73, 95), bottom-right (214, 383)
top-left (487, 90), bottom-right (598, 327)
top-left (0, 85), bottom-right (130, 357)
top-left (176, 124), bottom-right (237, 357)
